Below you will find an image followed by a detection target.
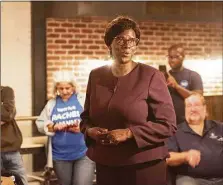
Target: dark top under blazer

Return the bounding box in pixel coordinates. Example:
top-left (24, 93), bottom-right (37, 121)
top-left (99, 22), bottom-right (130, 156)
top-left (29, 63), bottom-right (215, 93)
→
top-left (81, 63), bottom-right (177, 166)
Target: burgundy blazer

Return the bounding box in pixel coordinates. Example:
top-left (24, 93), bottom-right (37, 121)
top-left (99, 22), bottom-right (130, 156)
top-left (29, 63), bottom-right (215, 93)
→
top-left (81, 63), bottom-right (177, 166)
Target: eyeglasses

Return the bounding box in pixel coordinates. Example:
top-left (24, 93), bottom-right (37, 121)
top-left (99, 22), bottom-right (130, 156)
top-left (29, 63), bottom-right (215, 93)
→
top-left (166, 55), bottom-right (183, 60)
top-left (114, 36), bottom-right (139, 47)
top-left (186, 104), bottom-right (204, 109)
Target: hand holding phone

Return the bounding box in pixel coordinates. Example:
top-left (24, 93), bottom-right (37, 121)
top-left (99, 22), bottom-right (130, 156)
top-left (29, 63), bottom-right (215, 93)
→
top-left (159, 65), bottom-right (169, 80)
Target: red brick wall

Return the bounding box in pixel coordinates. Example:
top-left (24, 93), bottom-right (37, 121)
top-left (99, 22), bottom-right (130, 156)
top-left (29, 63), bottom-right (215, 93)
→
top-left (46, 16), bottom-right (222, 98)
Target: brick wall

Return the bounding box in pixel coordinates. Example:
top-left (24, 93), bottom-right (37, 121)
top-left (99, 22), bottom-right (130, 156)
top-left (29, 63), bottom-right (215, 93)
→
top-left (46, 16), bottom-right (222, 98)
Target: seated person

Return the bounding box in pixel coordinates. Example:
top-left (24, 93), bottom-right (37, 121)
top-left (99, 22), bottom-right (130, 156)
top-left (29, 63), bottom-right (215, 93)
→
top-left (166, 93), bottom-right (223, 185)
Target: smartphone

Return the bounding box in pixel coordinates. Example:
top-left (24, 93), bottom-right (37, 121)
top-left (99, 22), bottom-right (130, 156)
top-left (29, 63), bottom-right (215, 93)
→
top-left (159, 65), bottom-right (167, 73)
top-left (159, 65), bottom-right (168, 80)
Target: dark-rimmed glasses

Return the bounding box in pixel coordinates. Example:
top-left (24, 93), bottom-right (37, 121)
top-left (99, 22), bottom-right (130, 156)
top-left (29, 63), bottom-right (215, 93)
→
top-left (114, 36), bottom-right (139, 47)
top-left (166, 55), bottom-right (183, 60)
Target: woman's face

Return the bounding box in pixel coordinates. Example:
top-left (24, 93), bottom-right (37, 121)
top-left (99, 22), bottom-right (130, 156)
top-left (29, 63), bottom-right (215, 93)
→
top-left (110, 29), bottom-right (139, 64)
top-left (56, 82), bottom-right (74, 101)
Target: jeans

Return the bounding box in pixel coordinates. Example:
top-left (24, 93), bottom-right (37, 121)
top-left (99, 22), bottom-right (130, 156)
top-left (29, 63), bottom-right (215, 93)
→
top-left (53, 156), bottom-right (95, 185)
top-left (1, 151), bottom-right (28, 185)
top-left (176, 175), bottom-right (223, 185)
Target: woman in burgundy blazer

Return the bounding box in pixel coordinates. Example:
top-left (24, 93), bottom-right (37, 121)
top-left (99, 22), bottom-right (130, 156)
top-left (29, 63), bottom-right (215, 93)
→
top-left (80, 16), bottom-right (177, 185)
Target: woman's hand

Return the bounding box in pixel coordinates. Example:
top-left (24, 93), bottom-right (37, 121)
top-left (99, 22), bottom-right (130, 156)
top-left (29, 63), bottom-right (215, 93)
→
top-left (1, 121), bottom-right (6, 125)
top-left (67, 125), bottom-right (80, 133)
top-left (53, 123), bottom-right (68, 131)
top-left (87, 127), bottom-right (108, 142)
top-left (47, 122), bottom-right (80, 133)
top-left (47, 123), bottom-right (55, 132)
top-left (105, 128), bottom-right (133, 145)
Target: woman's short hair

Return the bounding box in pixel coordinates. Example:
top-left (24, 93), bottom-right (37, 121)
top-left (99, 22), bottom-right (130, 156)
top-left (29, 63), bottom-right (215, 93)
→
top-left (104, 16), bottom-right (140, 47)
top-left (52, 70), bottom-right (79, 97)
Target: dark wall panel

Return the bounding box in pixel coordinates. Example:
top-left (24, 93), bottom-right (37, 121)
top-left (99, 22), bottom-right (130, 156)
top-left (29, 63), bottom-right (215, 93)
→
top-left (205, 96), bottom-right (223, 121)
top-left (46, 2), bottom-right (222, 22)
top-left (31, 2), bottom-right (47, 171)
top-left (32, 2), bottom-right (47, 126)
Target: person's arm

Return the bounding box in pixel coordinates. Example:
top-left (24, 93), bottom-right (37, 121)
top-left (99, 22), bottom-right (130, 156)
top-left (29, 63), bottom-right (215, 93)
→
top-left (166, 134), bottom-right (201, 168)
top-left (166, 134), bottom-right (182, 166)
top-left (175, 82), bottom-right (203, 99)
top-left (80, 71), bottom-right (109, 146)
top-left (166, 152), bottom-right (188, 166)
top-left (167, 72), bottom-right (203, 99)
top-left (1, 86), bottom-right (16, 122)
top-left (80, 71), bottom-right (96, 146)
top-left (167, 150), bottom-right (201, 168)
top-left (128, 71), bottom-right (177, 148)
top-left (35, 99), bottom-right (55, 136)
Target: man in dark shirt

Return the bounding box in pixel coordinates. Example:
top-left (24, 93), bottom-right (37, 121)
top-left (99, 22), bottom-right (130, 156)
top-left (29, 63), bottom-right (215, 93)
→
top-left (167, 44), bottom-right (203, 125)
top-left (166, 93), bottom-right (223, 185)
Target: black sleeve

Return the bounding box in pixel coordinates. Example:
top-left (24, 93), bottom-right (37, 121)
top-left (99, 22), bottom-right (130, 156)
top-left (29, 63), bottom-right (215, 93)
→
top-left (167, 134), bottom-right (179, 152)
top-left (190, 72), bottom-right (203, 91)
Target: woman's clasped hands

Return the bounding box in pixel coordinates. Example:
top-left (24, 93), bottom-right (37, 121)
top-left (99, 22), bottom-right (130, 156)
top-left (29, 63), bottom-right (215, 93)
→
top-left (47, 121), bottom-right (81, 133)
top-left (87, 127), bottom-right (133, 145)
